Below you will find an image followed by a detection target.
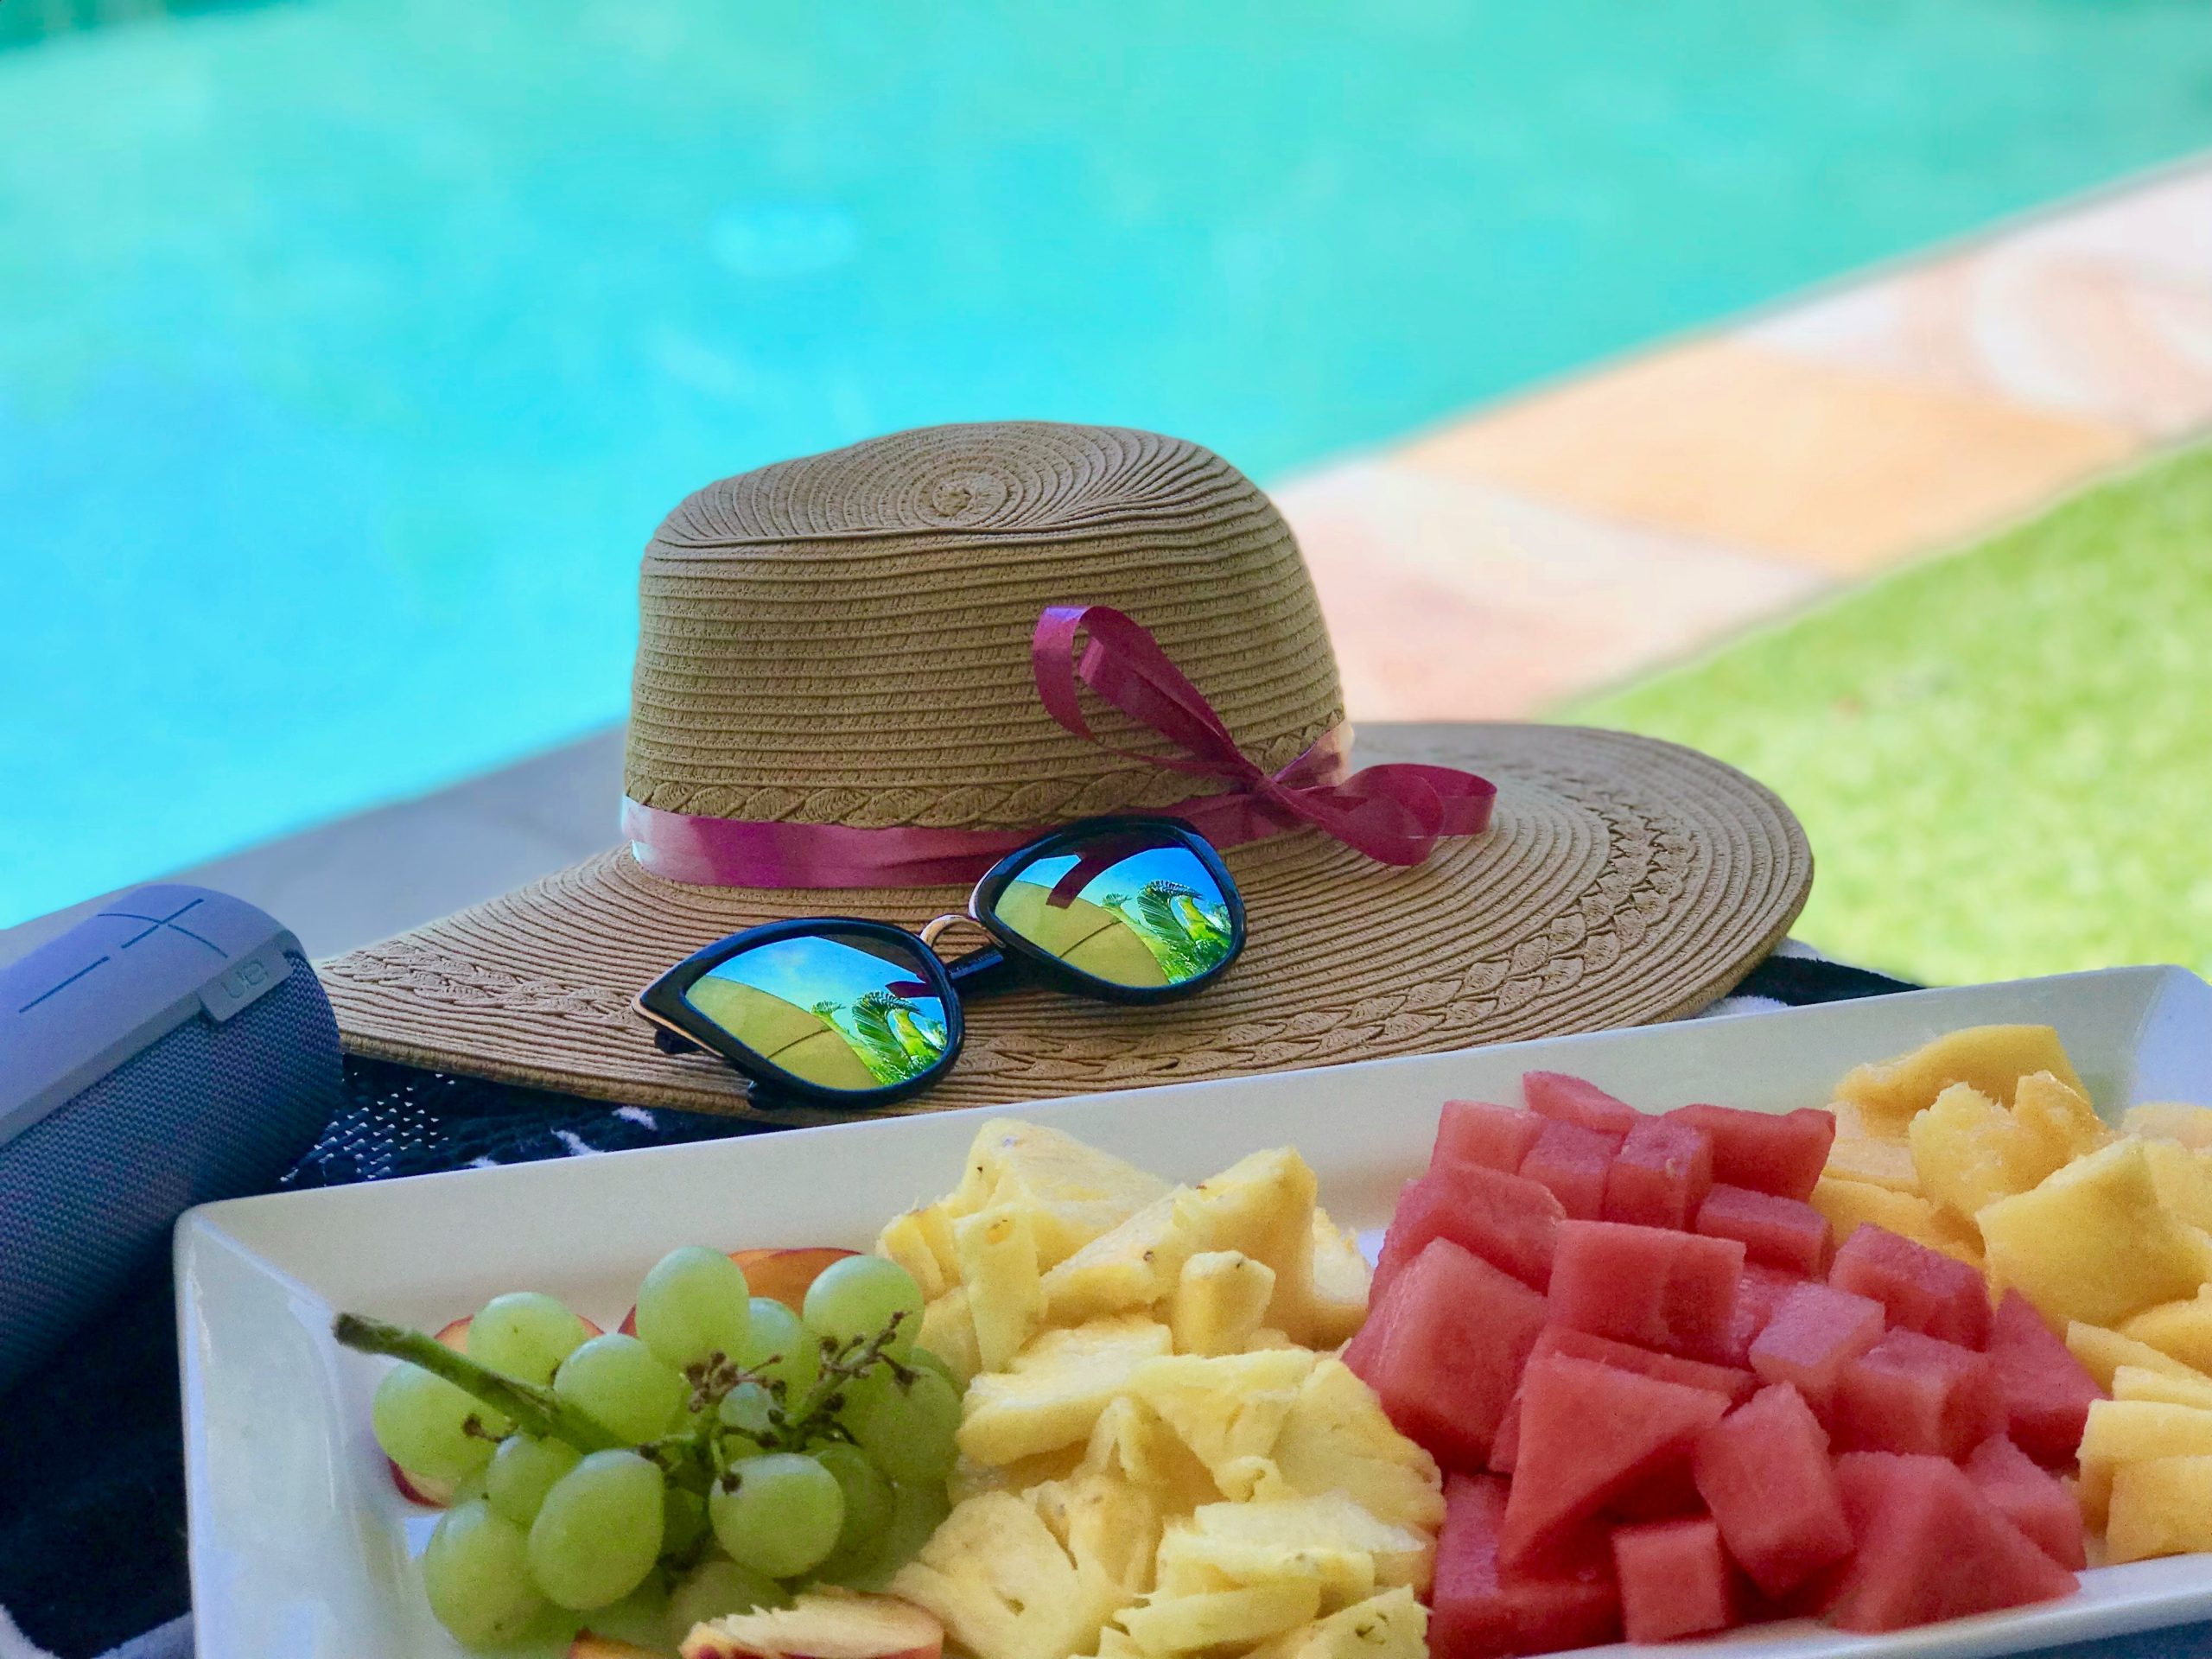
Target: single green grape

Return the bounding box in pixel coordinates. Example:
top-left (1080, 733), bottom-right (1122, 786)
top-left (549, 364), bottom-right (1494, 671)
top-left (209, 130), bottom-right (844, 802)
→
top-left (708, 1451), bottom-right (844, 1579)
top-left (811, 1441), bottom-right (893, 1554)
top-left (467, 1292), bottom-right (589, 1383)
top-left (667, 1557), bottom-right (786, 1641)
top-left (485, 1434), bottom-right (582, 1528)
top-left (844, 1364), bottom-right (960, 1485)
top-left (735, 1297), bottom-right (821, 1395)
top-left (553, 1334), bottom-right (687, 1443)
top-left (718, 1380), bottom-right (777, 1440)
top-left (526, 1449), bottom-right (665, 1610)
top-left (372, 1363), bottom-right (511, 1484)
top-left (803, 1255), bottom-right (925, 1358)
top-left (819, 1478), bottom-right (953, 1593)
top-left (422, 1498), bottom-right (544, 1649)
top-left (906, 1346), bottom-right (959, 1389)
top-left (636, 1247), bottom-right (753, 1371)
top-left (662, 1483), bottom-right (709, 1560)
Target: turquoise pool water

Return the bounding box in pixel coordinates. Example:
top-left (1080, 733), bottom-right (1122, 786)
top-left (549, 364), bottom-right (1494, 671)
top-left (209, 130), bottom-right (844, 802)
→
top-left (6, 0), bottom-right (2212, 928)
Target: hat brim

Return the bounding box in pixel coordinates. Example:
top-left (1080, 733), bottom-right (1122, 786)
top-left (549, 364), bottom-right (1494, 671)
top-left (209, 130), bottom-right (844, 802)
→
top-left (321, 725), bottom-right (1810, 1127)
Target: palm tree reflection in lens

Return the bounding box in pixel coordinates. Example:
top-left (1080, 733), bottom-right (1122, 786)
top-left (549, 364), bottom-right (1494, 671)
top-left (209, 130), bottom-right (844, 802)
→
top-left (683, 932), bottom-right (950, 1090)
top-left (992, 835), bottom-right (1235, 989)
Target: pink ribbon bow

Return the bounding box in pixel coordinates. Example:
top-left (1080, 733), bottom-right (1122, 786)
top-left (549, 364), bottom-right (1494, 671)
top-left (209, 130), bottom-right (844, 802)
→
top-left (622, 604), bottom-right (1495, 888)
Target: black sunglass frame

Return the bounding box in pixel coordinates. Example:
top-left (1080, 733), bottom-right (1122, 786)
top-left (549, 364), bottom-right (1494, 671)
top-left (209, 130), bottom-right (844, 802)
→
top-left (633, 816), bottom-right (1245, 1110)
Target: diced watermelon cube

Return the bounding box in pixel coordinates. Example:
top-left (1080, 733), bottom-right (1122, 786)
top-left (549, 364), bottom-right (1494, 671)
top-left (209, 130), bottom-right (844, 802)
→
top-left (1522, 1071), bottom-right (1639, 1137)
top-left (1696, 1183), bottom-right (1829, 1274)
top-left (1750, 1281), bottom-right (1886, 1418)
top-left (1611, 1516), bottom-right (1738, 1643)
top-left (1692, 1382), bottom-right (1853, 1596)
top-left (1603, 1115), bottom-right (1714, 1230)
top-left (1372, 1165), bottom-right (1563, 1300)
top-left (1432, 1472), bottom-right (1620, 1658)
top-left (1834, 1327), bottom-right (2004, 1459)
top-left (1550, 1220), bottom-right (1745, 1363)
top-left (1489, 1390), bottom-right (1522, 1474)
top-left (1827, 1452), bottom-right (2077, 1632)
top-left (1718, 1262), bottom-right (1806, 1368)
top-left (1518, 1118), bottom-right (1618, 1221)
top-left (1985, 1290), bottom-right (2105, 1466)
top-left (1669, 1103), bottom-right (1836, 1201)
top-left (1434, 1098), bottom-right (1546, 1177)
top-left (1528, 1325), bottom-right (1755, 1403)
top-left (1964, 1434), bottom-right (2088, 1570)
top-left (1827, 1224), bottom-right (1992, 1349)
top-left (1499, 1354), bottom-right (1729, 1568)
top-left (1344, 1237), bottom-right (1547, 1470)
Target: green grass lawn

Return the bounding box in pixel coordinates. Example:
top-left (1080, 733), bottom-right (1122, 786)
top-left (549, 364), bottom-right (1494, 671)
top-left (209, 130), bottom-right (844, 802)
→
top-left (1567, 442), bottom-right (2212, 988)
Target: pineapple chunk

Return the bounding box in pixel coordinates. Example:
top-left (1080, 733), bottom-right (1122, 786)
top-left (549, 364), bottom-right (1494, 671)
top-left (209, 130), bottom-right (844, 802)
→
top-left (1169, 1253), bottom-right (1277, 1357)
top-left (1245, 1329), bottom-right (1297, 1351)
top-left (1305, 1210), bottom-right (1371, 1349)
top-left (1834, 1025), bottom-right (2088, 1132)
top-left (1116, 1582), bottom-right (1322, 1656)
top-left (2121, 1102), bottom-right (2212, 1151)
top-left (1809, 1176), bottom-right (1983, 1266)
top-left (959, 1315), bottom-right (1175, 1466)
top-left (1028, 1465), bottom-right (1166, 1636)
top-left (1042, 1192), bottom-right (1198, 1325)
top-left (1176, 1149), bottom-right (1322, 1344)
top-left (879, 1207), bottom-right (959, 1300)
top-left (1078, 1395), bottom-right (1223, 1516)
top-left (1824, 1106), bottom-right (1922, 1193)
top-left (893, 1491), bottom-right (1094, 1659)
top-left (1129, 1349), bottom-right (1317, 1495)
top-left (948, 1120), bottom-right (1173, 1269)
top-left (2113, 1364), bottom-right (2212, 1411)
top-left (1910, 1084), bottom-right (2037, 1221)
top-left (919, 1287), bottom-right (982, 1388)
top-left (2142, 1138), bottom-right (2212, 1232)
top-left (1980, 1140), bottom-right (2212, 1328)
top-left (2120, 1286), bottom-right (2212, 1376)
top-left (2012, 1071), bottom-right (2113, 1171)
top-left (2079, 1399), bottom-right (2212, 1466)
top-left (2068, 1322), bottom-right (2212, 1390)
top-left (1265, 1360), bottom-right (1446, 1537)
top-left (1160, 1493), bottom-right (1434, 1602)
top-left (1246, 1589), bottom-right (1427, 1659)
top-left (2107, 1456), bottom-right (2212, 1563)
top-left (958, 1203), bottom-right (1046, 1373)
top-left (949, 1444), bottom-right (1087, 1506)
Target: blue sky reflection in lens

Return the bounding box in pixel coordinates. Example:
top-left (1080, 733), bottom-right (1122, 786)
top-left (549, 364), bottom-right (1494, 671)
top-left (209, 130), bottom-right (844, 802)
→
top-left (991, 835), bottom-right (1236, 988)
top-left (682, 931), bottom-right (948, 1090)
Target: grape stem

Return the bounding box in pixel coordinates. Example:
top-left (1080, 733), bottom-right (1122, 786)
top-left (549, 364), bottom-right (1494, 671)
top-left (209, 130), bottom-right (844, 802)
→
top-left (331, 1313), bottom-right (628, 1453)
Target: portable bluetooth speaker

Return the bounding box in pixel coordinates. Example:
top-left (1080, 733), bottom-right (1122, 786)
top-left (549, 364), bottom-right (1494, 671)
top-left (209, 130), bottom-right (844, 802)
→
top-left (0, 884), bottom-right (342, 1394)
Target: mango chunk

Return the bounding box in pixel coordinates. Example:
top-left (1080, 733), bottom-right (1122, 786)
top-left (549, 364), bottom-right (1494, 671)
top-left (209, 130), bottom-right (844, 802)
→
top-left (2078, 1398), bottom-right (2212, 1465)
top-left (2120, 1286), bottom-right (2212, 1376)
top-left (1823, 1128), bottom-right (1921, 1193)
top-left (2113, 1364), bottom-right (2212, 1412)
top-left (1834, 1025), bottom-right (2088, 1133)
top-left (2069, 1322), bottom-right (2212, 1391)
top-left (2142, 1139), bottom-right (2212, 1233)
top-left (2108, 1456), bottom-right (2212, 1563)
top-left (1979, 1139), bottom-right (2212, 1328)
top-left (2121, 1102), bottom-right (2212, 1151)
top-left (2012, 1071), bottom-right (2113, 1170)
top-left (1909, 1084), bottom-right (2036, 1220)
top-left (1809, 1176), bottom-right (1983, 1265)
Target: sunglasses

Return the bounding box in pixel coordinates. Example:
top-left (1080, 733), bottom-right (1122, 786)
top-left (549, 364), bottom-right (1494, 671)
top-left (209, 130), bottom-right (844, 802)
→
top-left (634, 816), bottom-right (1246, 1109)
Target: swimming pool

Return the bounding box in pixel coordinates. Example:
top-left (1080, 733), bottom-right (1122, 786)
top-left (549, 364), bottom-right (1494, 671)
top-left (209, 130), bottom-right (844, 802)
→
top-left (6, 0), bottom-right (2212, 928)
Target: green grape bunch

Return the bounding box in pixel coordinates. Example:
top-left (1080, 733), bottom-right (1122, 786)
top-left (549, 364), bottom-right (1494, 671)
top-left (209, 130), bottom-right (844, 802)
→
top-left (335, 1249), bottom-right (957, 1649)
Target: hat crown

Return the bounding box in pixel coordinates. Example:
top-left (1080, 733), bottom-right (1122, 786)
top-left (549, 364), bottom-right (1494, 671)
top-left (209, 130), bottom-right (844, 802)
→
top-left (626, 423), bottom-right (1344, 831)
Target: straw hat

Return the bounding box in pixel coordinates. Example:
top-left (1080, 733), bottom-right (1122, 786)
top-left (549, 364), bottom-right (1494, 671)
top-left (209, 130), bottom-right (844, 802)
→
top-left (322, 422), bottom-right (1810, 1124)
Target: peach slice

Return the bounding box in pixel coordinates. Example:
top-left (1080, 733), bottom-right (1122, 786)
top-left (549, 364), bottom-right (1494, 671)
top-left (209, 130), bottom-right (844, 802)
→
top-left (569, 1632), bottom-right (664, 1659)
top-left (680, 1590), bottom-right (944, 1659)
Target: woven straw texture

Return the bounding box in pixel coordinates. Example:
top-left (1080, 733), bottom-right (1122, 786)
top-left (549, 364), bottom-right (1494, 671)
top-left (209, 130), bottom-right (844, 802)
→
top-left (321, 423), bottom-right (1812, 1122)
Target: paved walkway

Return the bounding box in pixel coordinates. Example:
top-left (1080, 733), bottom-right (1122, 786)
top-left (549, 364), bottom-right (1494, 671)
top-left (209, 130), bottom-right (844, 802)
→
top-left (8, 156), bottom-right (2210, 968)
top-left (1281, 157), bottom-right (2212, 719)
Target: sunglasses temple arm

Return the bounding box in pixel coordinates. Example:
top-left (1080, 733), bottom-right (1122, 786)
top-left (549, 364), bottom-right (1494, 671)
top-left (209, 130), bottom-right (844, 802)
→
top-left (943, 942), bottom-right (1022, 1001)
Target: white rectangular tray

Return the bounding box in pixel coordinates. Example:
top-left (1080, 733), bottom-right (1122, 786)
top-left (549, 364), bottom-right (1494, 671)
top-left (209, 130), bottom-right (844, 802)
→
top-left (178, 965), bottom-right (2212, 1659)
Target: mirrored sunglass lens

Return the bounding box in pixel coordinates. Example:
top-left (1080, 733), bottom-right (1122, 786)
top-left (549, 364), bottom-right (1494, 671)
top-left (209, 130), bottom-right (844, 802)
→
top-left (681, 930), bottom-right (951, 1092)
top-left (988, 828), bottom-right (1237, 988)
